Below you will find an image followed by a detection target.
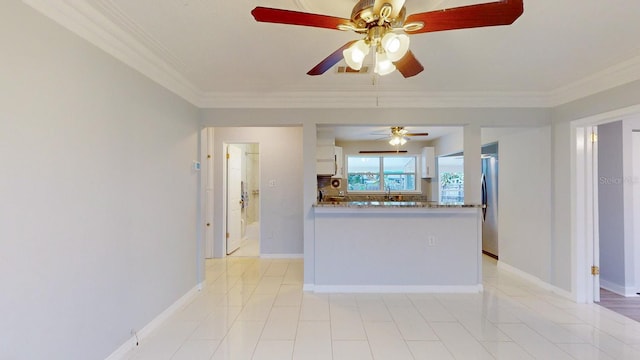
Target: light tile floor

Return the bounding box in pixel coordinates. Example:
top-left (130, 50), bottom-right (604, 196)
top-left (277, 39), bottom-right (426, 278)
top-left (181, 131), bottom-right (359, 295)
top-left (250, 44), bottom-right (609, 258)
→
top-left (124, 256), bottom-right (640, 359)
top-left (229, 222), bottom-right (260, 257)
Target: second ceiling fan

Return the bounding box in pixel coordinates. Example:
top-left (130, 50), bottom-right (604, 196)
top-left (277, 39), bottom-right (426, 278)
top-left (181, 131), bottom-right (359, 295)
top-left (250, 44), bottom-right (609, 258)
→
top-left (385, 126), bottom-right (429, 145)
top-left (251, 0), bottom-right (524, 78)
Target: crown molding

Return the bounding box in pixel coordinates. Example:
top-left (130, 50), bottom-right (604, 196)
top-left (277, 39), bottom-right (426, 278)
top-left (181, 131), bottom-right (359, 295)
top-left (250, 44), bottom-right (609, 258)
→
top-left (22, 0), bottom-right (640, 110)
top-left (548, 54), bottom-right (640, 106)
top-left (22, 0), bottom-right (202, 105)
top-left (198, 90), bottom-right (552, 109)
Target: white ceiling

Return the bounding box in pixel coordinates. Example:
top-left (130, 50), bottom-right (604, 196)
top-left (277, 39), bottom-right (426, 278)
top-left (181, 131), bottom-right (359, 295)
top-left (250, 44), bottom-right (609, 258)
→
top-left (25, 0), bottom-right (640, 108)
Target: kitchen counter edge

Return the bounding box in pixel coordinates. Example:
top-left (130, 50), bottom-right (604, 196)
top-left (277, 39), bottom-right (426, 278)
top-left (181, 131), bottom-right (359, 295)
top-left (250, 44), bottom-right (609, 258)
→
top-left (314, 201), bottom-right (483, 209)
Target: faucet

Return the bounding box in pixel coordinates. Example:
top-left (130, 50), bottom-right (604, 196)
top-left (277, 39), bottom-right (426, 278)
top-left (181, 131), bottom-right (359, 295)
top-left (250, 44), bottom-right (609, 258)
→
top-left (385, 186), bottom-right (391, 201)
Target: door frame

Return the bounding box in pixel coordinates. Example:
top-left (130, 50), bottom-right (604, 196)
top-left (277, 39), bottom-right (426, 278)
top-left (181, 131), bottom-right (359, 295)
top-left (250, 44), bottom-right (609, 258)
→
top-left (221, 141), bottom-right (261, 257)
top-left (571, 104), bottom-right (640, 303)
top-left (226, 144), bottom-right (243, 255)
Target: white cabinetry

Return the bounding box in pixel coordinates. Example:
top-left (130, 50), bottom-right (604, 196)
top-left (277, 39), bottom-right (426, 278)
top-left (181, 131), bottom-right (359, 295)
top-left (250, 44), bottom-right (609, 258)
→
top-left (317, 128), bottom-right (336, 176)
top-left (421, 147), bottom-right (435, 178)
top-left (333, 146), bottom-right (343, 178)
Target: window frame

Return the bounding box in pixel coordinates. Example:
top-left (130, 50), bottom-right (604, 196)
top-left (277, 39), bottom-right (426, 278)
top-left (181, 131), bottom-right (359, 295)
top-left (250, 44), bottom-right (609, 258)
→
top-left (346, 154), bottom-right (421, 194)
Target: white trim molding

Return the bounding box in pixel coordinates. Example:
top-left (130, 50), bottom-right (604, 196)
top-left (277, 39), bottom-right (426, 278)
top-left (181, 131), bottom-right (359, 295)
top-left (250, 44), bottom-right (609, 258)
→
top-left (600, 279), bottom-right (640, 297)
top-left (21, 1), bottom-right (640, 110)
top-left (498, 261), bottom-right (574, 301)
top-left (260, 253), bottom-right (304, 259)
top-left (104, 283), bottom-right (204, 360)
top-left (309, 284), bottom-right (483, 293)
top-left (549, 55), bottom-right (640, 107)
top-left (22, 0), bottom-right (202, 106)
top-left (198, 91), bottom-right (553, 109)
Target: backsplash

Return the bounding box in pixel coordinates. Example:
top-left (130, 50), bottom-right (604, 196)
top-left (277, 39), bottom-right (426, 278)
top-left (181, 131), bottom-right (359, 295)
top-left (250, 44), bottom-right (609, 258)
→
top-left (317, 175), bottom-right (431, 202)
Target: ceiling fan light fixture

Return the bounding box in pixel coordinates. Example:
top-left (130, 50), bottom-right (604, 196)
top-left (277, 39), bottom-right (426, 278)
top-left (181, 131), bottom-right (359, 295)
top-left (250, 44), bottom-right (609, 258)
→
top-left (374, 51), bottom-right (396, 76)
top-left (389, 136), bottom-right (407, 146)
top-left (343, 39), bottom-right (370, 70)
top-left (381, 32), bottom-right (409, 61)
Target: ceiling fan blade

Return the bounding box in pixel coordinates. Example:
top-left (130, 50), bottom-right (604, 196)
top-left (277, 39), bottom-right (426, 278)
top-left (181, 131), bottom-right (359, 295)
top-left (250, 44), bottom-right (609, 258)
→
top-left (405, 0), bottom-right (523, 34)
top-left (394, 51), bottom-right (424, 78)
top-left (406, 133), bottom-right (430, 137)
top-left (374, 0), bottom-right (406, 19)
top-left (307, 41), bottom-right (358, 76)
top-left (251, 7), bottom-right (352, 30)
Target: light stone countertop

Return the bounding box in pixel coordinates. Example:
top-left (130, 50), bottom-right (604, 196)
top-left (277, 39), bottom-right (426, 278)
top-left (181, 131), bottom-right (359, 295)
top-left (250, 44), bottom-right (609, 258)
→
top-left (314, 201), bottom-right (483, 208)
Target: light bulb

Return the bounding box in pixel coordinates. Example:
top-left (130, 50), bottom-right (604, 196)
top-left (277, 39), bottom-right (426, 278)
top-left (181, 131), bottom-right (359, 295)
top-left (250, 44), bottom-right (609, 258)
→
top-left (343, 40), bottom-right (369, 70)
top-left (389, 136), bottom-right (407, 146)
top-left (375, 52), bottom-right (396, 76)
top-left (381, 33), bottom-right (410, 62)
top-left (387, 38), bottom-right (400, 53)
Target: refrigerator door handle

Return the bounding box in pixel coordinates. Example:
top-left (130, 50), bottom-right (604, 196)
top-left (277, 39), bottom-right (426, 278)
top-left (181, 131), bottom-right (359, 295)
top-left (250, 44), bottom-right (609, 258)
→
top-left (481, 174), bottom-right (488, 222)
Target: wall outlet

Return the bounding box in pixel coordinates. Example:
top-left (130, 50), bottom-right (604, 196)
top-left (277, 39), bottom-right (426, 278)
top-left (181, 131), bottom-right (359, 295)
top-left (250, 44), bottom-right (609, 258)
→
top-left (427, 236), bottom-right (436, 246)
top-left (268, 179), bottom-right (276, 187)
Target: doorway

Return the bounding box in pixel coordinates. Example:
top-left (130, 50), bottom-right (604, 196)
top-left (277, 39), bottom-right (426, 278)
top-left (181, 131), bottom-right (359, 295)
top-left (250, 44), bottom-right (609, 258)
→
top-left (481, 143), bottom-right (499, 260)
top-left (573, 107), bottom-right (640, 304)
top-left (226, 143), bottom-right (260, 256)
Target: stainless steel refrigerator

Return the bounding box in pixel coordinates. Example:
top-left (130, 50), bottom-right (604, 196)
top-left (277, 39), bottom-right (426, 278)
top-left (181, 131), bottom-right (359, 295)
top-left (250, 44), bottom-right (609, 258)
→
top-left (481, 153), bottom-right (499, 259)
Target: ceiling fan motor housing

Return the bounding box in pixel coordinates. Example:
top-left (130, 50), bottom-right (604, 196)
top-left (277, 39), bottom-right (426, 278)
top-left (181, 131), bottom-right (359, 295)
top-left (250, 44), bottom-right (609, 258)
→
top-left (351, 0), bottom-right (406, 28)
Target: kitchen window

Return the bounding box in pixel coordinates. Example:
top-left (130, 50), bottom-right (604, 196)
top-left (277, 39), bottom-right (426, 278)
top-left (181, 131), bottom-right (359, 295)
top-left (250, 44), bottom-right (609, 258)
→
top-left (346, 155), bottom-right (418, 192)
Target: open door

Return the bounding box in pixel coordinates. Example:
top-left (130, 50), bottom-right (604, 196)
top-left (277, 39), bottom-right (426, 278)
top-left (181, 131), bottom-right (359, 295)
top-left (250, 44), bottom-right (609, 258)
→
top-left (633, 130), bottom-right (640, 294)
top-left (580, 126), bottom-right (600, 302)
top-left (203, 128), bottom-right (215, 258)
top-left (590, 127), bottom-right (600, 302)
top-left (226, 145), bottom-right (243, 254)
top-left (575, 126), bottom-right (600, 303)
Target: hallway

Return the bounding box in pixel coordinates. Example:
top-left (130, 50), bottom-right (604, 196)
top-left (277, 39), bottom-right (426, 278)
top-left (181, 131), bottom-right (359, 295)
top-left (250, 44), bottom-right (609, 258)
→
top-left (122, 257), bottom-right (640, 359)
top-left (228, 222), bottom-right (260, 258)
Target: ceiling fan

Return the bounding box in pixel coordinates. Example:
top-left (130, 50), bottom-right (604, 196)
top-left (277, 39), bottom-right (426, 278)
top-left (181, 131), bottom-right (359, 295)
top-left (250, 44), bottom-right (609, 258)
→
top-left (385, 126), bottom-right (429, 145)
top-left (251, 0), bottom-right (524, 78)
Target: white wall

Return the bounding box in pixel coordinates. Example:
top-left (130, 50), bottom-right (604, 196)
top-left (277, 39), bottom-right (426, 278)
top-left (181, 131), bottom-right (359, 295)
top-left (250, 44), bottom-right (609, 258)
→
top-left (0, 2), bottom-right (200, 359)
top-left (633, 130), bottom-right (640, 293)
top-left (552, 81), bottom-right (640, 297)
top-left (432, 129), bottom-right (464, 157)
top-left (597, 121), bottom-right (626, 291)
top-left (200, 108), bottom-right (550, 285)
top-left (439, 125), bottom-right (556, 284)
top-left (211, 127), bottom-right (303, 257)
top-left (622, 119), bottom-right (640, 294)
top-left (498, 126), bottom-right (553, 282)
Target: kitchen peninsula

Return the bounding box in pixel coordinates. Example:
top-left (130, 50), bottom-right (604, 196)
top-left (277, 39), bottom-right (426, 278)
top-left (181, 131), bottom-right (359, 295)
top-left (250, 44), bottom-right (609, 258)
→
top-left (312, 201), bottom-right (483, 293)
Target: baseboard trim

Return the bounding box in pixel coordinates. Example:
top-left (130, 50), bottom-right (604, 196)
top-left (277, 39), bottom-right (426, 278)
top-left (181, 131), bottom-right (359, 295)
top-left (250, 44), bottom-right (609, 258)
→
top-left (105, 282), bottom-right (204, 360)
top-left (497, 261), bottom-right (573, 300)
top-left (260, 253), bottom-right (304, 259)
top-left (309, 284), bottom-right (483, 294)
top-left (600, 279), bottom-right (639, 297)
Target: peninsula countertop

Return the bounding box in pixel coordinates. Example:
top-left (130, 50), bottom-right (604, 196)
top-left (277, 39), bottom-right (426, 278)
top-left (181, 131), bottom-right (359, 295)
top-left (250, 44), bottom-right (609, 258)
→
top-left (311, 199), bottom-right (484, 292)
top-left (314, 201), bottom-right (483, 209)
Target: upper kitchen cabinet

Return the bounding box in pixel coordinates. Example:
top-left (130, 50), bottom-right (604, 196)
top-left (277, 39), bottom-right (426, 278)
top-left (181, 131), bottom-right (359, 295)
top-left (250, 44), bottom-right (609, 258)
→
top-left (421, 147), bottom-right (435, 178)
top-left (317, 128), bottom-right (337, 176)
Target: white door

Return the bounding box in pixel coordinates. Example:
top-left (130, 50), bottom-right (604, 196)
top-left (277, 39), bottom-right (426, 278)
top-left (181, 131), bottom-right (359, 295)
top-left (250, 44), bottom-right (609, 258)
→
top-left (590, 127), bottom-right (600, 302)
top-left (203, 128), bottom-right (214, 258)
top-left (226, 145), bottom-right (243, 254)
top-left (576, 126), bottom-right (600, 303)
top-left (633, 131), bottom-right (640, 293)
